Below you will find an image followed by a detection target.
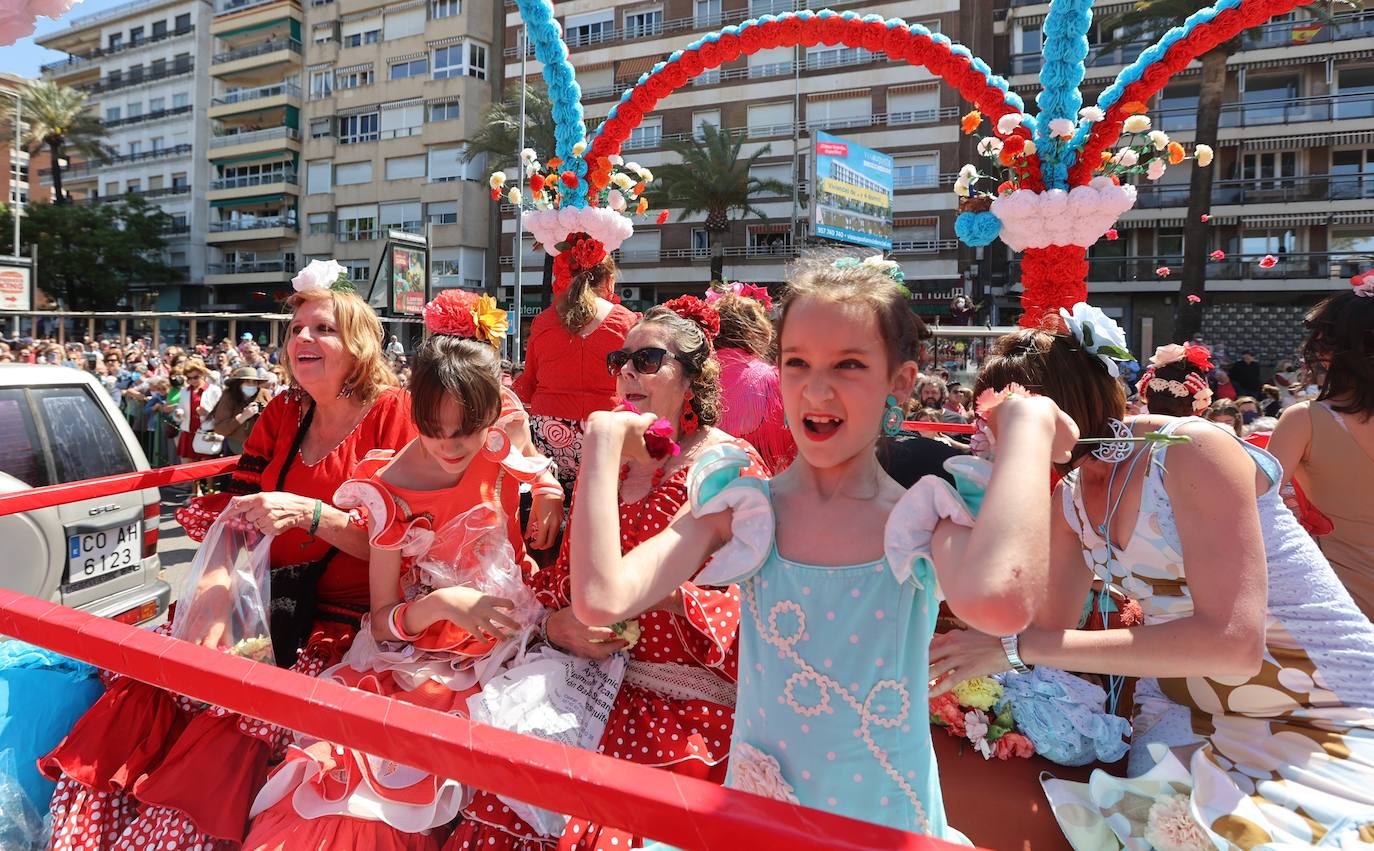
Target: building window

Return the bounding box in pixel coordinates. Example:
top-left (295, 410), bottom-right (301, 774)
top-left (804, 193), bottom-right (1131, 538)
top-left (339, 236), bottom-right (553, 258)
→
top-left (172, 172), bottom-right (188, 189)
top-left (427, 201), bottom-right (457, 224)
top-left (380, 201), bottom-right (422, 233)
top-left (150, 137), bottom-right (163, 151)
top-left (428, 100), bottom-right (459, 122)
top-left (565, 15), bottom-right (613, 48)
top-left (149, 96), bottom-right (165, 112)
top-left (1156, 228), bottom-right (1184, 262)
top-left (626, 117), bottom-right (662, 150)
top-left (335, 67), bottom-right (374, 89)
top-left (310, 69), bottom-right (332, 99)
top-left (310, 118), bottom-right (332, 138)
top-left (1336, 67), bottom-right (1374, 119)
top-left (108, 33), bottom-right (123, 50)
top-left (691, 228), bottom-right (709, 254)
top-left (893, 153), bottom-right (938, 188)
top-left (338, 112), bottom-right (380, 144)
top-left (1332, 148), bottom-right (1374, 200)
top-left (694, 0), bottom-right (720, 28)
top-left (337, 206), bottom-right (377, 241)
top-left (308, 213), bottom-right (332, 236)
top-left (129, 25), bottom-right (144, 44)
top-left (313, 24), bottom-right (335, 43)
top-left (126, 179), bottom-right (141, 194)
top-left (433, 42), bottom-right (486, 80)
top-left (152, 19), bottom-right (167, 38)
top-left (389, 57), bottom-right (428, 80)
top-left (1241, 74), bottom-right (1300, 125)
top-left (624, 8), bottom-right (662, 38)
top-left (335, 161), bottom-right (374, 185)
top-left (427, 146), bottom-right (464, 182)
top-left (127, 101), bottom-right (143, 118)
top-left (431, 0), bottom-right (459, 18)
top-left (172, 92), bottom-right (189, 108)
top-left (306, 160), bottom-right (332, 194)
top-left (343, 28), bottom-right (381, 48)
top-left (1240, 151), bottom-right (1296, 189)
top-left (128, 141), bottom-right (142, 156)
top-left (175, 13), bottom-right (190, 32)
top-left (343, 260), bottom-right (370, 281)
top-left (385, 154), bottom-right (426, 180)
top-left (105, 106), bottom-right (121, 122)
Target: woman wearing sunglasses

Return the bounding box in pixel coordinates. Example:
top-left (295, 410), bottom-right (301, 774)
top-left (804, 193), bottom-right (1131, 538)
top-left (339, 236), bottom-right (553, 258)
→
top-left (450, 297), bottom-right (768, 851)
top-left (512, 257), bottom-right (637, 504)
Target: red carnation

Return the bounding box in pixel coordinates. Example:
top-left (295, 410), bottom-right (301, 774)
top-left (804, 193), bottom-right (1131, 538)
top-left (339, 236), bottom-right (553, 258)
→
top-left (656, 210), bottom-right (670, 225)
top-left (1183, 342), bottom-right (1214, 372)
top-left (490, 188), bottom-right (500, 201)
top-left (529, 173), bottom-right (545, 193)
top-left (561, 171), bottom-right (580, 189)
top-left (423, 289), bottom-right (478, 337)
top-left (992, 732), bottom-right (1035, 760)
top-left (571, 235), bottom-right (607, 270)
top-left (1001, 134), bottom-right (1026, 154)
top-left (1105, 228), bottom-right (1119, 241)
top-left (662, 295), bottom-right (720, 341)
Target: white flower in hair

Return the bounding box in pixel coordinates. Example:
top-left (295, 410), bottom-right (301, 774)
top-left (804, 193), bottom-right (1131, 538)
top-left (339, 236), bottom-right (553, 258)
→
top-left (292, 259), bottom-right (346, 293)
top-left (861, 255), bottom-right (901, 275)
top-left (1059, 302), bottom-right (1133, 378)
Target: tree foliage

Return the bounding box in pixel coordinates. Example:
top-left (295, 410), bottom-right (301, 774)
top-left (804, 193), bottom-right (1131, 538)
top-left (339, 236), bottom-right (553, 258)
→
top-left (0, 195), bottom-right (177, 309)
top-left (9, 80), bottom-right (114, 205)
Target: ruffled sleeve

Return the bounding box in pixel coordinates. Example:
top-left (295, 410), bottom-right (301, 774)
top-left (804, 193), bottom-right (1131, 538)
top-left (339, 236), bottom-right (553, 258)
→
top-left (688, 444), bottom-right (776, 587)
top-left (677, 583), bottom-right (741, 671)
top-left (332, 451), bottom-right (434, 557)
top-left (883, 456), bottom-right (991, 593)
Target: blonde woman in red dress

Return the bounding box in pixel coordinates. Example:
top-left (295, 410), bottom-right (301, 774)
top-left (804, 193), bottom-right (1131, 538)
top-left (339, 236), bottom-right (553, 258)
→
top-left (448, 298), bottom-right (767, 851)
top-left (42, 265), bottom-right (416, 850)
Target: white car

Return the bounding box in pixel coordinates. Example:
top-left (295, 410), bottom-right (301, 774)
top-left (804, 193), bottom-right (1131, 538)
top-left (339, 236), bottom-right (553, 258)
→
top-left (0, 364), bottom-right (170, 624)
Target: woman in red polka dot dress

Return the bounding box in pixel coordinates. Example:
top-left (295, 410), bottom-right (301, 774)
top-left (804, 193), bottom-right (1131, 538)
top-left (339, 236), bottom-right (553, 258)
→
top-left (447, 299), bottom-right (767, 851)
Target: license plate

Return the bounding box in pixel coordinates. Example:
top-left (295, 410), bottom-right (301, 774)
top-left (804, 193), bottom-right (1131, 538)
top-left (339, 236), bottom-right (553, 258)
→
top-left (67, 521), bottom-right (142, 583)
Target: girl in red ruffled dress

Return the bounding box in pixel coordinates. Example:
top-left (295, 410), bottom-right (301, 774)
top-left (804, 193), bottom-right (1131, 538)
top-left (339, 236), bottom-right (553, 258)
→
top-left (448, 297), bottom-right (768, 851)
top-left (244, 290), bottom-right (564, 850)
top-left (40, 280), bottom-right (417, 851)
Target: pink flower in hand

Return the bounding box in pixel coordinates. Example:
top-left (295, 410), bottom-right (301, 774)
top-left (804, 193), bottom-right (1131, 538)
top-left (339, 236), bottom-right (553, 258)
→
top-left (618, 399), bottom-right (681, 460)
top-left (1155, 266), bottom-right (1172, 278)
top-left (1209, 250), bottom-right (1225, 261)
top-left (1259, 254), bottom-right (1278, 269)
top-left (974, 382), bottom-right (1030, 419)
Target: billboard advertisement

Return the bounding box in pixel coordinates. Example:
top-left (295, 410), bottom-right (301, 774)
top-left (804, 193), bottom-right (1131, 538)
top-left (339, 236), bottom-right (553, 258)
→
top-left (810, 130), bottom-right (894, 250)
top-left (0, 261), bottom-right (31, 312)
top-left (391, 245), bottom-right (426, 316)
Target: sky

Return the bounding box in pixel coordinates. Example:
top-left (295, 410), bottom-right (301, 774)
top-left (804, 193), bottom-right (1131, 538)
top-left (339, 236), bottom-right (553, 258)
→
top-left (1, 0), bottom-right (131, 79)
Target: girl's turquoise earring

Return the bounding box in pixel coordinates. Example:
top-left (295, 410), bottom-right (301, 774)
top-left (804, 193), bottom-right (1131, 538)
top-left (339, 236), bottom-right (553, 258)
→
top-left (882, 395), bottom-right (904, 437)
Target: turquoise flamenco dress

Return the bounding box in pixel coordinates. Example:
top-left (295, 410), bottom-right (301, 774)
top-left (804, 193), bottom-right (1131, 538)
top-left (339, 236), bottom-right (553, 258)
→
top-left (646, 444), bottom-right (988, 844)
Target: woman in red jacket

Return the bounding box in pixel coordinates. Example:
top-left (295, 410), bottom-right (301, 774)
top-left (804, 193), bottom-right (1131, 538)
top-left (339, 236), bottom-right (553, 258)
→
top-left (513, 256), bottom-right (636, 498)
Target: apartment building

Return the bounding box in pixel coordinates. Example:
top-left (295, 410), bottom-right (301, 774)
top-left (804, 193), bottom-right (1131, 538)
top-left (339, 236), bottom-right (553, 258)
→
top-left (497, 0), bottom-right (990, 328)
top-left (0, 74), bottom-right (58, 211)
top-left (295, 0), bottom-right (501, 301)
top-left (1002, 3), bottom-right (1374, 356)
top-left (38, 0), bottom-right (214, 311)
top-left (203, 0), bottom-right (304, 311)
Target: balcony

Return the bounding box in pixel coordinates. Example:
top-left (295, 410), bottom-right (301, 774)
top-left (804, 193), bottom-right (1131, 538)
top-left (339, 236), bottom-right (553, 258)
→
top-left (207, 215), bottom-right (298, 244)
top-left (638, 107), bottom-right (961, 152)
top-left (215, 0), bottom-right (291, 14)
top-left (75, 185), bottom-right (192, 204)
top-left (209, 126), bottom-right (300, 148)
top-left (212, 38), bottom-right (302, 65)
top-left (211, 81), bottom-right (302, 108)
top-left (204, 258), bottom-right (292, 284)
top-left (39, 143), bottom-right (193, 183)
top-left (1151, 92), bottom-right (1374, 134)
top-left (209, 170), bottom-right (297, 190)
top-left (500, 239), bottom-right (958, 266)
top-left (1014, 251), bottom-right (1371, 286)
top-left (41, 26), bottom-right (194, 74)
top-left (79, 59), bottom-right (194, 94)
top-left (102, 104), bottom-right (194, 130)
top-left (1010, 13), bottom-right (1374, 76)
top-left (1133, 173), bottom-right (1374, 210)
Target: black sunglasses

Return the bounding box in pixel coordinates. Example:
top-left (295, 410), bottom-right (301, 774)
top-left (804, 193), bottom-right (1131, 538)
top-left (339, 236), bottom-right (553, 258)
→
top-left (606, 347), bottom-right (680, 376)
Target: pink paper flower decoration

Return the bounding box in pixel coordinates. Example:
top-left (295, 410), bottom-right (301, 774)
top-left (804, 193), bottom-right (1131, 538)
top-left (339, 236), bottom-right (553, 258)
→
top-left (1186, 295), bottom-right (1201, 304)
top-left (1156, 266), bottom-right (1172, 278)
top-left (1208, 250), bottom-right (1225, 261)
top-left (1259, 255), bottom-right (1278, 269)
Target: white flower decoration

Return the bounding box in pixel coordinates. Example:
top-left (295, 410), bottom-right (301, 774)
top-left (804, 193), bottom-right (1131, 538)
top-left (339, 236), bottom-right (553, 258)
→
top-left (1023, 140), bottom-right (1037, 156)
top-left (959, 163), bottom-right (979, 182)
top-left (1123, 114), bottom-right (1152, 134)
top-left (953, 178), bottom-right (971, 197)
top-left (977, 138), bottom-right (1003, 157)
top-left (1047, 118), bottom-right (1076, 138)
top-left (1059, 302), bottom-right (1133, 377)
top-left (862, 255), bottom-right (901, 276)
top-left (1147, 130), bottom-right (1171, 152)
top-left (1194, 144), bottom-right (1214, 167)
top-left (1078, 106), bottom-right (1105, 123)
top-left (292, 259), bottom-right (345, 293)
top-left (520, 148), bottom-right (538, 162)
top-left (729, 742), bottom-right (800, 804)
top-left (1146, 159), bottom-right (1168, 181)
top-left (996, 112), bottom-right (1025, 135)
top-left (1114, 148), bottom-right (1140, 168)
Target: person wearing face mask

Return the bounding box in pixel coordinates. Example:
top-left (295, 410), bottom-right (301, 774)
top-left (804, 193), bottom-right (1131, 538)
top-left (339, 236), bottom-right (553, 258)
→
top-left (208, 366), bottom-right (272, 455)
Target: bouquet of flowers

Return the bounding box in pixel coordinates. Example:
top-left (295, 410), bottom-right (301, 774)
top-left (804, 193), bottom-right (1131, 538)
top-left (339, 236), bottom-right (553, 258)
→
top-left (929, 677), bottom-right (1036, 761)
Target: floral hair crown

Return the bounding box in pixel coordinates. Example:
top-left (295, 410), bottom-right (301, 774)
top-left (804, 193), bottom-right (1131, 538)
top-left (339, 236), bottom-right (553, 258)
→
top-left (1058, 302), bottom-right (1134, 378)
top-left (1147, 342), bottom-right (1213, 374)
top-left (1352, 270), bottom-right (1374, 298)
top-left (423, 290), bottom-right (509, 347)
top-left (661, 295), bottom-right (720, 343)
top-left (705, 281), bottom-right (773, 311)
top-left (1135, 342), bottom-right (1213, 413)
top-left (292, 259), bottom-right (357, 295)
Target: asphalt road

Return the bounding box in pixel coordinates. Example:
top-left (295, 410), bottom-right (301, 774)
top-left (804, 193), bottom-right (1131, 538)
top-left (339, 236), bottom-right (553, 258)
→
top-left (156, 489), bottom-right (199, 605)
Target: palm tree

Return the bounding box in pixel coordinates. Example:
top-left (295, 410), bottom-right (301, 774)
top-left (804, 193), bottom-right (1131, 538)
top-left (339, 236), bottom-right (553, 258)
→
top-left (1099, 0), bottom-right (1344, 341)
top-left (656, 123), bottom-right (791, 284)
top-left (19, 80), bottom-right (113, 205)
top-left (464, 81), bottom-right (559, 300)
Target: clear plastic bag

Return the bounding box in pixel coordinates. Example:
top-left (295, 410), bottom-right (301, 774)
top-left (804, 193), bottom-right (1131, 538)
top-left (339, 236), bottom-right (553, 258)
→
top-left (412, 503), bottom-right (543, 630)
top-left (171, 516), bottom-right (275, 665)
top-left (0, 751), bottom-right (49, 850)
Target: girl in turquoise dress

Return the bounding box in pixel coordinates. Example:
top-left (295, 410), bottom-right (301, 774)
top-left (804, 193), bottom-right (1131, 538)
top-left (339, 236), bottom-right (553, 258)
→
top-left (565, 255), bottom-right (1079, 842)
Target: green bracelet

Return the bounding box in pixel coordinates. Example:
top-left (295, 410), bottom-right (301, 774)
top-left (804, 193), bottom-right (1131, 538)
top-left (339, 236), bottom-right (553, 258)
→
top-left (308, 498), bottom-right (323, 537)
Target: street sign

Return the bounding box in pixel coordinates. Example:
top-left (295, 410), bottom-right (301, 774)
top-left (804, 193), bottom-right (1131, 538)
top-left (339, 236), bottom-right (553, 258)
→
top-left (0, 256), bottom-right (33, 312)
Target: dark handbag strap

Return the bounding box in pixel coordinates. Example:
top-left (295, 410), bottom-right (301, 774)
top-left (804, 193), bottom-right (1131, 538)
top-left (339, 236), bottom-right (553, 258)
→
top-left (267, 400), bottom-right (341, 667)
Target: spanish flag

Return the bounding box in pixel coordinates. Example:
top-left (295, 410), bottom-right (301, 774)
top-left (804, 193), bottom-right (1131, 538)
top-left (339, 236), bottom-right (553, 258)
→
top-left (1291, 22), bottom-right (1324, 44)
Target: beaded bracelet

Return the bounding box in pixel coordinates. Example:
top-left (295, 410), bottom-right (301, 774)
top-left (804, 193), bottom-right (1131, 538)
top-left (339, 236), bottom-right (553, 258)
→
top-left (389, 602), bottom-right (423, 642)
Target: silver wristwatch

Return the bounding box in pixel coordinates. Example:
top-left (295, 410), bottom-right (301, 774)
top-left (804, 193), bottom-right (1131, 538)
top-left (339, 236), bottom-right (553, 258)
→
top-left (1000, 634), bottom-right (1032, 674)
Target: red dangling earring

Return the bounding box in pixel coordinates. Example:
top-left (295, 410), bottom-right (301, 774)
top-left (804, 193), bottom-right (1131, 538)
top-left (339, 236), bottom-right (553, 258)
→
top-left (680, 399), bottom-right (699, 436)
